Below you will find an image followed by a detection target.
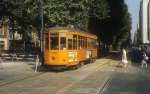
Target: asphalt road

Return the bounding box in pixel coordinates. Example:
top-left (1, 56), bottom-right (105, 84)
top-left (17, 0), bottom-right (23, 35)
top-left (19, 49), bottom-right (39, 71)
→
top-left (101, 63), bottom-right (150, 94)
top-left (101, 73), bottom-right (150, 94)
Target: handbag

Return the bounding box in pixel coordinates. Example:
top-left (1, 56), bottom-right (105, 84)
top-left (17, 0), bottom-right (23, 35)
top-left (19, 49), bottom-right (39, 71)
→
top-left (145, 56), bottom-right (149, 60)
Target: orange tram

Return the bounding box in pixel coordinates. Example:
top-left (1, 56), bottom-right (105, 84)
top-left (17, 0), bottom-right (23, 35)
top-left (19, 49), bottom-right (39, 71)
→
top-left (44, 27), bottom-right (98, 68)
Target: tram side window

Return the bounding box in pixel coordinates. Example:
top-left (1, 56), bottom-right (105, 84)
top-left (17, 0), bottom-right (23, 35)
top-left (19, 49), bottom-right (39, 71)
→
top-left (90, 39), bottom-right (93, 49)
top-left (45, 34), bottom-right (49, 50)
top-left (84, 37), bottom-right (87, 48)
top-left (79, 36), bottom-right (83, 49)
top-left (91, 39), bottom-right (96, 49)
top-left (68, 34), bottom-right (73, 50)
top-left (94, 40), bottom-right (97, 49)
top-left (50, 33), bottom-right (59, 50)
top-left (73, 35), bottom-right (77, 50)
top-left (81, 36), bottom-right (84, 48)
top-left (78, 36), bottom-right (81, 49)
top-left (92, 39), bottom-right (94, 49)
top-left (88, 38), bottom-right (92, 49)
top-left (60, 33), bottom-right (66, 50)
top-left (85, 37), bottom-right (87, 48)
top-left (87, 38), bottom-right (89, 49)
top-left (82, 37), bottom-right (84, 48)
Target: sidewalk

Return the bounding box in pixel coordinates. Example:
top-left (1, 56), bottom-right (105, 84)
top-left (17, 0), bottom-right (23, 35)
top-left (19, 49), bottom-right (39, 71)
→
top-left (0, 61), bottom-right (35, 70)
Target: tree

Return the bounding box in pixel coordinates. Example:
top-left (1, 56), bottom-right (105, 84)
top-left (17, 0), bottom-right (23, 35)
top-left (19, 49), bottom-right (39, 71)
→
top-left (107, 0), bottom-right (131, 50)
top-left (43, 0), bottom-right (90, 31)
top-left (1, 0), bottom-right (131, 51)
top-left (88, 0), bottom-right (110, 50)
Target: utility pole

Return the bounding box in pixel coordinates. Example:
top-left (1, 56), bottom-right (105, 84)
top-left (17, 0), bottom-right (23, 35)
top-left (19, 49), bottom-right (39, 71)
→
top-left (40, 0), bottom-right (44, 53)
top-left (39, 0), bottom-right (44, 64)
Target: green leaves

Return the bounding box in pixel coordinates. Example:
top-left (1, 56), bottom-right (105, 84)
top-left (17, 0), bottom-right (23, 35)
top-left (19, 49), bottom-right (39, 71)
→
top-left (2, 0), bottom-right (110, 31)
top-left (89, 0), bottom-right (110, 20)
top-left (108, 0), bottom-right (131, 49)
top-left (43, 0), bottom-right (90, 30)
top-left (1, 0), bottom-right (131, 50)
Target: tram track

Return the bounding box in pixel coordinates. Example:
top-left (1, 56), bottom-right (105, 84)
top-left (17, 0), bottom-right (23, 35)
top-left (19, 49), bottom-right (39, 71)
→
top-left (96, 59), bottom-right (121, 94)
top-left (98, 77), bottom-right (112, 94)
top-left (0, 58), bottom-right (111, 88)
top-left (57, 59), bottom-right (112, 94)
top-left (0, 72), bottom-right (46, 87)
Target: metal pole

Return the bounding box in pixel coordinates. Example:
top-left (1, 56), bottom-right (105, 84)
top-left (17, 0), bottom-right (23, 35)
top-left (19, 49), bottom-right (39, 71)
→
top-left (39, 0), bottom-right (44, 65)
top-left (40, 0), bottom-right (44, 53)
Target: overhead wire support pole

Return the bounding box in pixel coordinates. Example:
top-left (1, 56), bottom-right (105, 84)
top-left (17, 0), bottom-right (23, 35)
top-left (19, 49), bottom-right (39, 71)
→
top-left (40, 0), bottom-right (44, 53)
top-left (39, 0), bottom-right (44, 65)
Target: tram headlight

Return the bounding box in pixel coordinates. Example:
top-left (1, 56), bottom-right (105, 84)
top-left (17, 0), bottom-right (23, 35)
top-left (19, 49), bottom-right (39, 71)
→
top-left (52, 55), bottom-right (56, 60)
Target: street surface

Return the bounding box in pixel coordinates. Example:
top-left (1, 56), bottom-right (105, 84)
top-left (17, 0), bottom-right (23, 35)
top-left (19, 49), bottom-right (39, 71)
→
top-left (101, 63), bottom-right (150, 94)
top-left (0, 57), bottom-right (150, 94)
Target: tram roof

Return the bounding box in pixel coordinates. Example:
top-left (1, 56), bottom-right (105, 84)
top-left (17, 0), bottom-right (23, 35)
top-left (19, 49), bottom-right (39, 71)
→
top-left (47, 27), bottom-right (97, 38)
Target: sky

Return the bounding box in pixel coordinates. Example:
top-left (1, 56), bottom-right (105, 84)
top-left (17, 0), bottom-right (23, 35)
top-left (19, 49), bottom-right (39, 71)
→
top-left (125, 0), bottom-right (140, 38)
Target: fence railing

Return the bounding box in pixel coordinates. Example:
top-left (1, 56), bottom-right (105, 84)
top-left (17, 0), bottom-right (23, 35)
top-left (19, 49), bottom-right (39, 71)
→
top-left (0, 53), bottom-right (37, 62)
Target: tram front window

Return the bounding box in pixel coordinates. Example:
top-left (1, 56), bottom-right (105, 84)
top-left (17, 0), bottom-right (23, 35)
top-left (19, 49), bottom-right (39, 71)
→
top-left (50, 33), bottom-right (59, 50)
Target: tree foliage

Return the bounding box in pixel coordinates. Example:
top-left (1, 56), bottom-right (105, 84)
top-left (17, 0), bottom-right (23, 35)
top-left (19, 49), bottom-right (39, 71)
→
top-left (88, 0), bottom-right (110, 51)
top-left (43, 0), bottom-right (90, 31)
top-left (0, 0), bottom-right (131, 50)
top-left (89, 0), bottom-right (110, 20)
top-left (108, 0), bottom-right (131, 49)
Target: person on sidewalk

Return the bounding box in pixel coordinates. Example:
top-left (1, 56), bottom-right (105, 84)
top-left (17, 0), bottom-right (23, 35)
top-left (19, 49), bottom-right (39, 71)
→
top-left (121, 48), bottom-right (128, 68)
top-left (141, 52), bottom-right (148, 69)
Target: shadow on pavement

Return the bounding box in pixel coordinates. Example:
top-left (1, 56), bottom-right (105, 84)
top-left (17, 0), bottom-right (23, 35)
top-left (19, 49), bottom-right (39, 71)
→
top-left (31, 65), bottom-right (83, 73)
top-left (100, 51), bottom-right (121, 61)
top-left (31, 66), bottom-right (66, 73)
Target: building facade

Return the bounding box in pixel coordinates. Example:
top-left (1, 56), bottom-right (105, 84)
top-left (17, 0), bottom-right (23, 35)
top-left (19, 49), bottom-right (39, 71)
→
top-left (139, 0), bottom-right (150, 44)
top-left (0, 16), bottom-right (40, 52)
top-left (0, 17), bottom-right (9, 50)
top-left (148, 0), bottom-right (150, 40)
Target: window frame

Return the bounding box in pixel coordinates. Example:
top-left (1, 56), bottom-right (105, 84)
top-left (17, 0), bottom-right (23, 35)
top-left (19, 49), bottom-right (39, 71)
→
top-left (60, 32), bottom-right (67, 50)
top-left (49, 32), bottom-right (59, 50)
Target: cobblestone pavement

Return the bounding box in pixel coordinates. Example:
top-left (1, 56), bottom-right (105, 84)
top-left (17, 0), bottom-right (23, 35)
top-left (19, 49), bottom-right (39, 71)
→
top-left (0, 59), bottom-right (149, 94)
top-left (0, 59), bottom-right (111, 94)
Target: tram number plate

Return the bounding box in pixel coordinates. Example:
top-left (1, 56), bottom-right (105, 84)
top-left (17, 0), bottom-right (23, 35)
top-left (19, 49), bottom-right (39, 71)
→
top-left (68, 52), bottom-right (77, 62)
top-left (86, 50), bottom-right (92, 59)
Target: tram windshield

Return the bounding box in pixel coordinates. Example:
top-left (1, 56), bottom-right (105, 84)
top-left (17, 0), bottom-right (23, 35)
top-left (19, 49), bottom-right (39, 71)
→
top-left (50, 32), bottom-right (59, 50)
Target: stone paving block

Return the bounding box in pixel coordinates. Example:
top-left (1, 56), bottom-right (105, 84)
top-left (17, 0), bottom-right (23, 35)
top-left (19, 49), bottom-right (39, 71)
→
top-left (60, 71), bottom-right (111, 94)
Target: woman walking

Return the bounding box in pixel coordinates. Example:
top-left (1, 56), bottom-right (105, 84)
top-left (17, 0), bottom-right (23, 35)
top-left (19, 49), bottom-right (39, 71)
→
top-left (121, 48), bottom-right (128, 68)
top-left (141, 52), bottom-right (148, 69)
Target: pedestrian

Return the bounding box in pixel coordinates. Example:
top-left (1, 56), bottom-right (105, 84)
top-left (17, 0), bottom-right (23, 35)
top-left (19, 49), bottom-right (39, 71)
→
top-left (35, 55), bottom-right (40, 72)
top-left (121, 48), bottom-right (128, 68)
top-left (138, 47), bottom-right (143, 63)
top-left (141, 52), bottom-right (148, 69)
